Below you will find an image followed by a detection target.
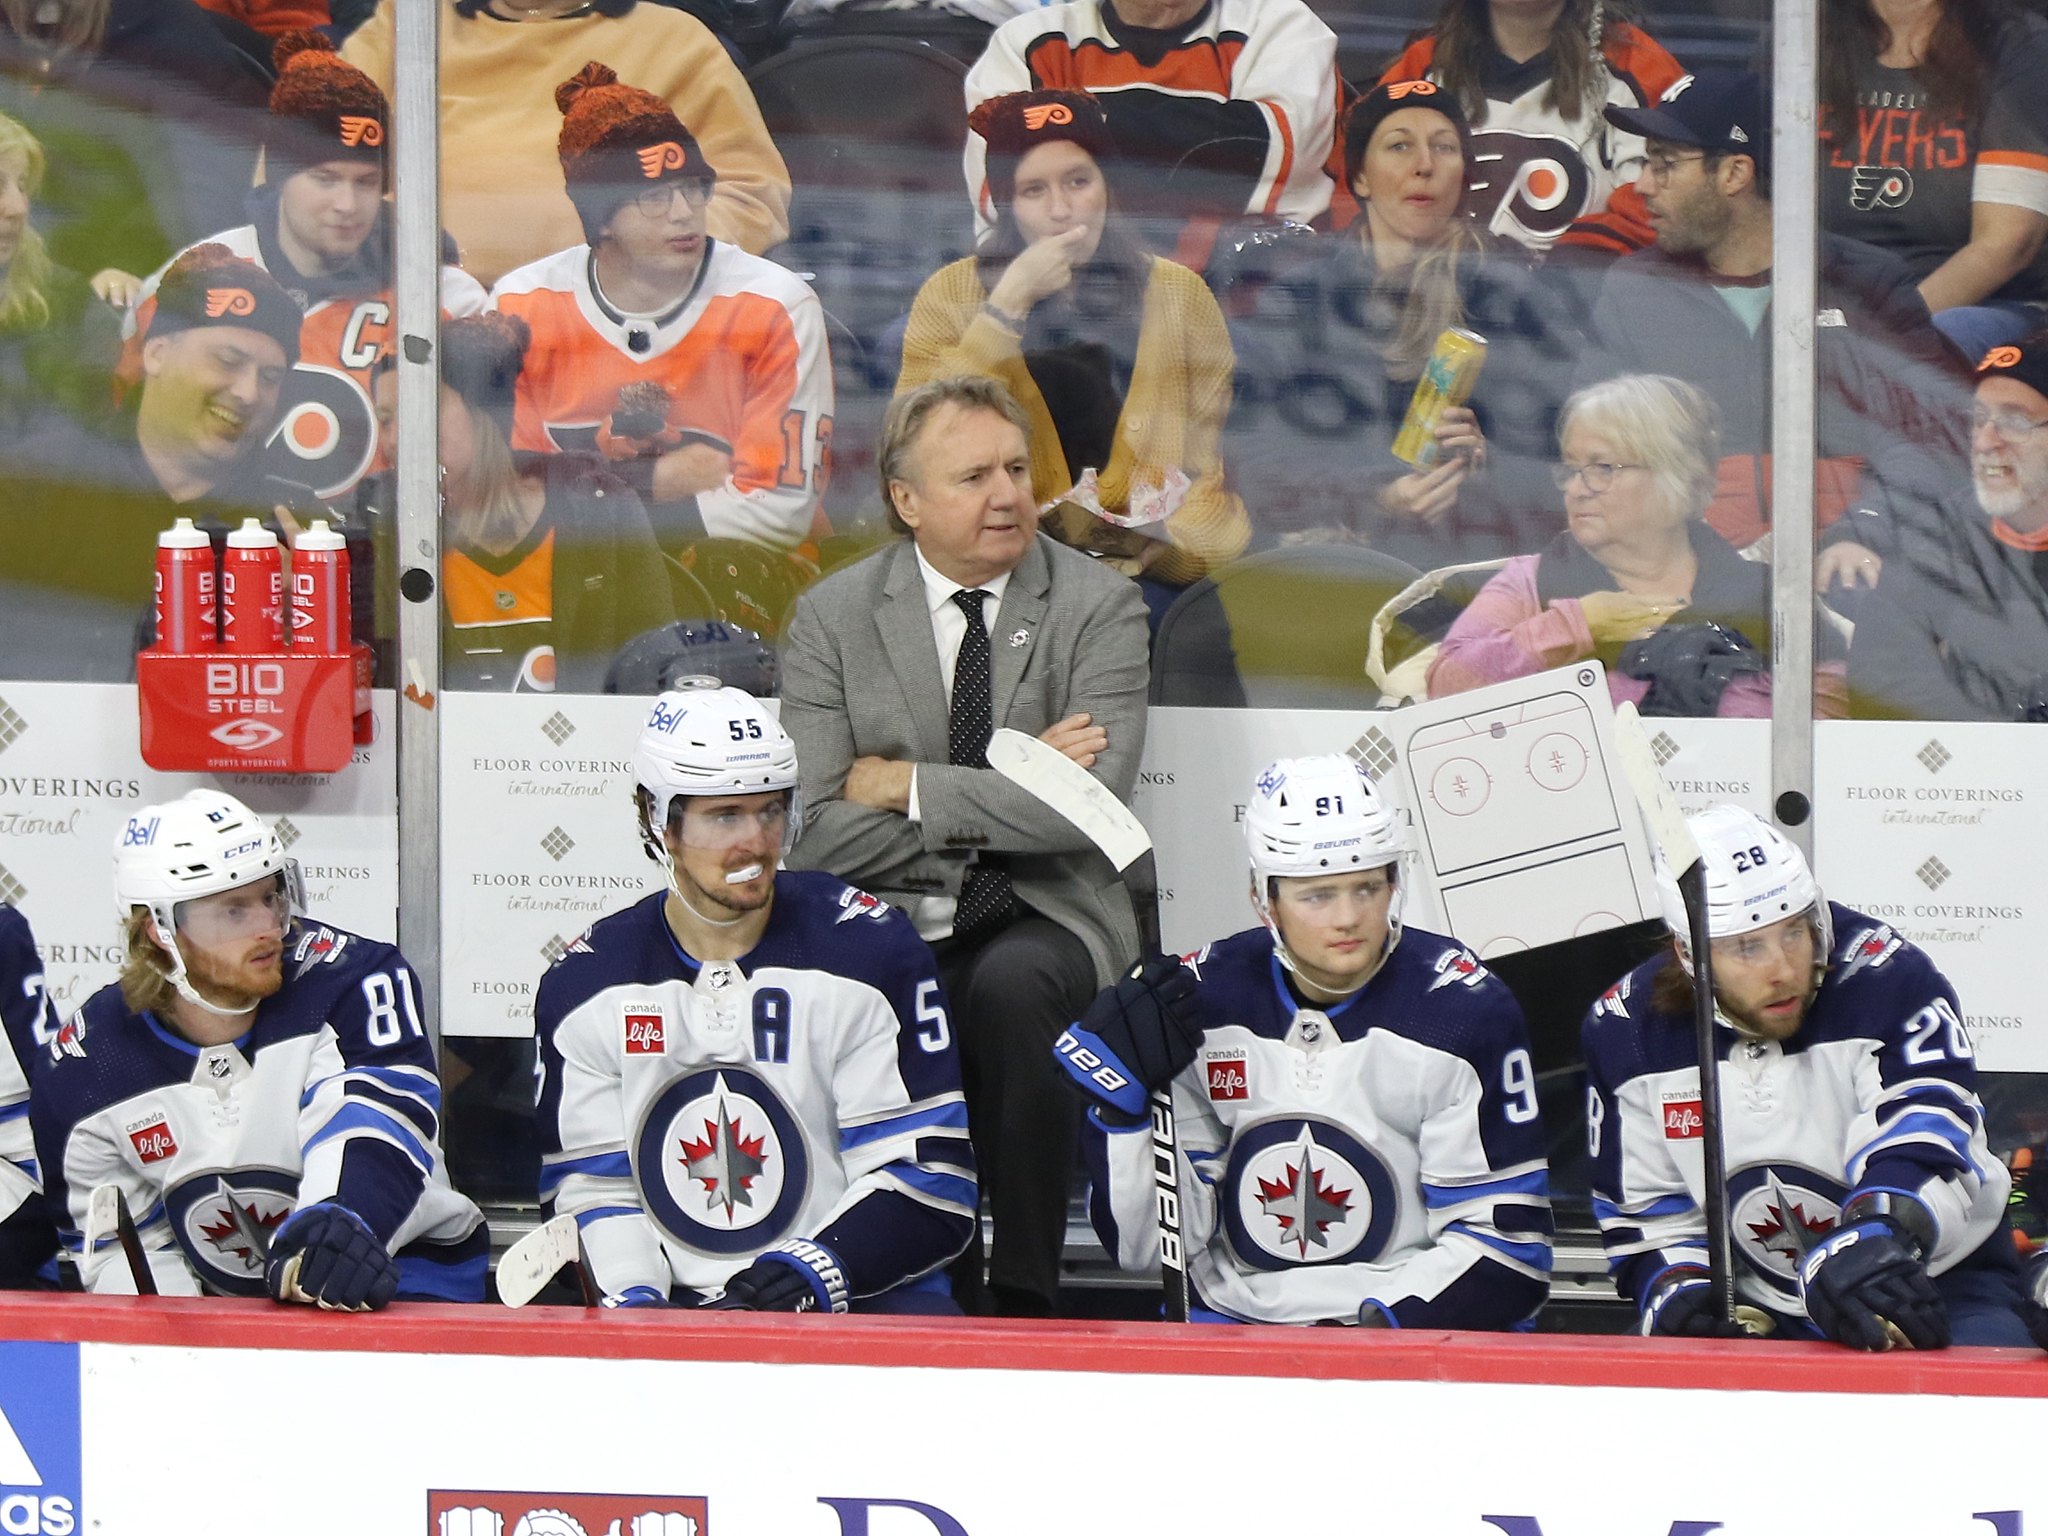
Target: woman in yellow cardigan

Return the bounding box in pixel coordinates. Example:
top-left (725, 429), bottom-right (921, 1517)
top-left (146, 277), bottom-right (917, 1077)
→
top-left (896, 88), bottom-right (1250, 622)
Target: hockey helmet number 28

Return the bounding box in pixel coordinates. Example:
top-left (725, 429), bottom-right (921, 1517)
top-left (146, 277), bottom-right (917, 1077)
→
top-left (1655, 803), bottom-right (1832, 973)
top-left (633, 677), bottom-right (803, 865)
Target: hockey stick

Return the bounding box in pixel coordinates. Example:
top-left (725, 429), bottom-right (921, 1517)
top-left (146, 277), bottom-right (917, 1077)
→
top-left (84, 1184), bottom-right (158, 1296)
top-left (496, 1212), bottom-right (600, 1308)
top-left (1609, 703), bottom-right (1734, 1324)
top-left (986, 728), bottom-right (1187, 1323)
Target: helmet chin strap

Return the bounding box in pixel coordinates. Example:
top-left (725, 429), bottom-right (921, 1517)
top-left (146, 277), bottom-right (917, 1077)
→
top-left (148, 912), bottom-right (261, 1019)
top-left (647, 811), bottom-right (751, 930)
top-left (1270, 924), bottom-right (1399, 1001)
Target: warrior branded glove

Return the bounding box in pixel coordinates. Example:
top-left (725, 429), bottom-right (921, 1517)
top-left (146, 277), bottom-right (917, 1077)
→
top-left (1052, 953), bottom-right (1203, 1124)
top-left (600, 1285), bottom-right (675, 1309)
top-left (265, 1203), bottom-right (399, 1312)
top-left (1798, 1207), bottom-right (1950, 1351)
top-left (1638, 1265), bottom-right (1754, 1339)
top-left (714, 1239), bottom-right (850, 1314)
top-left (2020, 1251), bottom-right (2048, 1351)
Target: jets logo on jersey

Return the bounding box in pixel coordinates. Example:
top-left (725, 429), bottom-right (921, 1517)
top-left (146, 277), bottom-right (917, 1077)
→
top-left (125, 1115), bottom-right (177, 1164)
top-left (265, 363), bottom-right (378, 501)
top-left (1205, 1049), bottom-right (1249, 1102)
top-left (1429, 948), bottom-right (1488, 991)
top-left (834, 888), bottom-right (890, 925)
top-left (1850, 165), bottom-right (1914, 210)
top-left (1220, 1119), bottom-right (1397, 1270)
top-left (1837, 924), bottom-right (1902, 981)
top-left (164, 1168), bottom-right (298, 1296)
top-left (1470, 130), bottom-right (1595, 247)
top-left (634, 1067), bottom-right (810, 1256)
top-left (1726, 1163), bottom-right (1845, 1298)
top-left (624, 1008), bottom-right (666, 1055)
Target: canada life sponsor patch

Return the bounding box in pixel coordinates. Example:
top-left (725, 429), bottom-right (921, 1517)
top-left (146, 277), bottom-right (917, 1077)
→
top-left (1206, 1049), bottom-right (1248, 1102)
top-left (623, 1007), bottom-right (666, 1055)
top-left (126, 1115), bottom-right (177, 1164)
top-left (1661, 1092), bottom-right (1704, 1141)
top-left (428, 1491), bottom-right (709, 1536)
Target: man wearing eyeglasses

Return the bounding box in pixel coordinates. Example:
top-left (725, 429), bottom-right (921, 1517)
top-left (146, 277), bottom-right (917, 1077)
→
top-left (490, 63), bottom-right (832, 556)
top-left (1847, 336), bottom-right (2048, 720)
top-left (1577, 68), bottom-right (1967, 582)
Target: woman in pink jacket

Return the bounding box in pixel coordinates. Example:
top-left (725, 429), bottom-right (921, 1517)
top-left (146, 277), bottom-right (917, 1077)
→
top-left (1428, 374), bottom-right (1847, 718)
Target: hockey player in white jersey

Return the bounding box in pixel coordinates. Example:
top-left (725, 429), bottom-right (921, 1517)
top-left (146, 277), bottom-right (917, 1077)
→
top-left (1054, 755), bottom-right (1551, 1326)
top-left (1, 903), bottom-right (59, 1287)
top-left (534, 681), bottom-right (975, 1313)
top-left (1584, 803), bottom-right (2031, 1347)
top-left (30, 791), bottom-right (486, 1306)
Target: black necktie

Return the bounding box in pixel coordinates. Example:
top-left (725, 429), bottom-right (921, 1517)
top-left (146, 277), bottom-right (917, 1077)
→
top-left (949, 588), bottom-right (1014, 941)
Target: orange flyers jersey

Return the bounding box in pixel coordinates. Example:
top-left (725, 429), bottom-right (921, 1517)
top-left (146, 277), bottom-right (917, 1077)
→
top-left (122, 224), bottom-right (490, 500)
top-left (964, 0), bottom-right (1339, 237)
top-left (1380, 28), bottom-right (1684, 254)
top-left (488, 240), bottom-right (832, 552)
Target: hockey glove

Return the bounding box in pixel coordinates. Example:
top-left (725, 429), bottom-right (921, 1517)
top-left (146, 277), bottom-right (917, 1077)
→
top-left (600, 1285), bottom-right (675, 1309)
top-left (1052, 953), bottom-right (1203, 1124)
top-left (714, 1239), bottom-right (850, 1314)
top-left (2019, 1251), bottom-right (2048, 1351)
top-left (1798, 1216), bottom-right (1950, 1351)
top-left (1639, 1266), bottom-right (1753, 1339)
top-left (265, 1203), bottom-right (399, 1312)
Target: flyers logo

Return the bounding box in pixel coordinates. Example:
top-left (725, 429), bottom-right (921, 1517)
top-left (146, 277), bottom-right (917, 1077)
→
top-left (204, 288), bottom-right (256, 318)
top-left (1981, 345), bottom-right (2024, 371)
top-left (1022, 102), bottom-right (1075, 130)
top-left (636, 141), bottom-right (688, 178)
top-left (1385, 80), bottom-right (1439, 99)
top-left (338, 115), bottom-right (383, 148)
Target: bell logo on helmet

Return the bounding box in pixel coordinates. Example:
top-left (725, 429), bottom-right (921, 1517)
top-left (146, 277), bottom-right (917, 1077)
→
top-left (119, 816), bottom-right (159, 847)
top-left (635, 142), bottom-right (688, 178)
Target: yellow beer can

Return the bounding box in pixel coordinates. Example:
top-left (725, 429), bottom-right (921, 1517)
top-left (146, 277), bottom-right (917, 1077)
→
top-left (1392, 326), bottom-right (1489, 468)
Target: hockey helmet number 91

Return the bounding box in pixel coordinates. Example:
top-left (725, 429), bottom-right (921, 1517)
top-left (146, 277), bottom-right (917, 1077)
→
top-left (1655, 803), bottom-right (1832, 974)
top-left (1244, 754), bottom-right (1409, 948)
top-left (634, 677), bottom-right (803, 864)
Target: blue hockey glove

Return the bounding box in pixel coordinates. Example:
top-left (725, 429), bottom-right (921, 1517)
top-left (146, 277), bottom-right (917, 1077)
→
top-left (1052, 953), bottom-right (1203, 1124)
top-left (600, 1285), bottom-right (675, 1309)
top-left (714, 1239), bottom-right (850, 1314)
top-left (1799, 1216), bottom-right (1949, 1351)
top-left (2020, 1252), bottom-right (2048, 1352)
top-left (265, 1203), bottom-right (398, 1312)
top-left (1639, 1266), bottom-right (1753, 1339)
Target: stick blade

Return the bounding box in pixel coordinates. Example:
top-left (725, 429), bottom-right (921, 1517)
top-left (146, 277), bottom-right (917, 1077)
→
top-left (496, 1213), bottom-right (580, 1308)
top-left (83, 1184), bottom-right (120, 1270)
top-left (1609, 702), bottom-right (1703, 874)
top-left (986, 727), bottom-right (1152, 873)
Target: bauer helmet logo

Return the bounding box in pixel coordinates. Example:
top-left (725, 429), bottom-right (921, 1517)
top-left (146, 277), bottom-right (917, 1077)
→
top-left (338, 115), bottom-right (383, 147)
top-left (1385, 80), bottom-right (1438, 99)
top-left (1981, 345), bottom-right (2024, 371)
top-left (204, 288), bottom-right (257, 318)
top-left (1022, 102), bottom-right (1075, 130)
top-left (637, 142), bottom-right (688, 178)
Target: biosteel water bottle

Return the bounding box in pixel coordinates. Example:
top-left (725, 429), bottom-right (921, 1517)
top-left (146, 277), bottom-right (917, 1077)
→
top-left (152, 516), bottom-right (216, 652)
top-left (221, 517), bottom-right (284, 653)
top-left (290, 518), bottom-right (350, 654)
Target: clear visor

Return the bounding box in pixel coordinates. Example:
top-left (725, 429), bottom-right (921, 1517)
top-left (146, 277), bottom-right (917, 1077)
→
top-left (1709, 908), bottom-right (1820, 968)
top-left (174, 875), bottom-right (290, 945)
top-left (669, 795), bottom-right (791, 854)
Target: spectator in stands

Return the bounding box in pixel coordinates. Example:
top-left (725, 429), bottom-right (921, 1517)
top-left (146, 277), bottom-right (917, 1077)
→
top-left (1378, 0), bottom-right (1684, 261)
top-left (369, 312), bottom-right (677, 691)
top-left (1820, 0), bottom-right (2048, 358)
top-left (1227, 81), bottom-right (1577, 569)
top-left (1849, 336), bottom-right (2048, 720)
top-left (1428, 374), bottom-right (1850, 717)
top-left (1585, 69), bottom-right (1967, 579)
top-left (779, 375), bottom-right (1149, 1317)
top-left (120, 32), bottom-right (487, 506)
top-left (341, 0), bottom-right (790, 288)
top-left (0, 244), bottom-right (304, 680)
top-left (0, 0), bottom-right (270, 285)
top-left (0, 112), bottom-right (119, 443)
top-left (489, 64), bottom-right (831, 567)
top-left (962, 0), bottom-right (1341, 269)
top-left (193, 0), bottom-right (334, 40)
top-left (899, 90), bottom-right (1248, 620)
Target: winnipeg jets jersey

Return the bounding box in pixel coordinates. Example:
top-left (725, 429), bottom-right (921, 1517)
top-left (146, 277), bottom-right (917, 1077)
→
top-left (535, 878), bottom-right (975, 1301)
top-left (1379, 29), bottom-right (1683, 254)
top-left (29, 921), bottom-right (485, 1298)
top-left (1583, 904), bottom-right (2011, 1325)
top-left (489, 240), bottom-right (832, 551)
top-left (1, 905), bottom-right (58, 1243)
top-left (1085, 927), bottom-right (1551, 1326)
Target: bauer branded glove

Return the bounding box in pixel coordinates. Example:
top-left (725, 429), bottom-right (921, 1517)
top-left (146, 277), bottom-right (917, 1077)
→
top-left (1052, 953), bottom-right (1203, 1123)
top-left (266, 1202), bottom-right (399, 1312)
top-left (1638, 1265), bottom-right (1754, 1339)
top-left (1799, 1208), bottom-right (1949, 1351)
top-left (600, 1285), bottom-right (675, 1309)
top-left (715, 1239), bottom-right (850, 1313)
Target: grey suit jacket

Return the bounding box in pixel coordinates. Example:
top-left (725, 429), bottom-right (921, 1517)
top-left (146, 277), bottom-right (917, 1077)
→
top-left (779, 534), bottom-right (1151, 989)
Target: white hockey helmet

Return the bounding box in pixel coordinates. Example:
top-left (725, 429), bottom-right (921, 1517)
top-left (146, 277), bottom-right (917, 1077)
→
top-left (112, 789), bottom-right (302, 1014)
top-left (1245, 755), bottom-right (1409, 974)
top-left (633, 677), bottom-right (802, 866)
top-left (1655, 803), bottom-right (1832, 974)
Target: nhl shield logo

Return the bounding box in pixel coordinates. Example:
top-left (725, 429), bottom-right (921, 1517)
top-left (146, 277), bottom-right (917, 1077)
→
top-left (164, 1168), bottom-right (299, 1296)
top-left (1219, 1119), bottom-right (1396, 1271)
top-left (634, 1068), bottom-right (809, 1256)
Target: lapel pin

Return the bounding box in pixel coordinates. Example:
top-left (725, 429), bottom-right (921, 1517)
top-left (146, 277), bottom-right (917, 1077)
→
top-left (1009, 628), bottom-right (1030, 648)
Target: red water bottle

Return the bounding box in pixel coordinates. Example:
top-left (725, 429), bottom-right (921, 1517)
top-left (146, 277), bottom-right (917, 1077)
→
top-left (152, 516), bottom-right (216, 653)
top-left (290, 518), bottom-right (350, 654)
top-left (222, 517), bottom-right (284, 653)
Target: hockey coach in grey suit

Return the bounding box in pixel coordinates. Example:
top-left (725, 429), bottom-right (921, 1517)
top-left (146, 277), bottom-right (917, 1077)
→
top-left (780, 374), bottom-right (1150, 1316)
